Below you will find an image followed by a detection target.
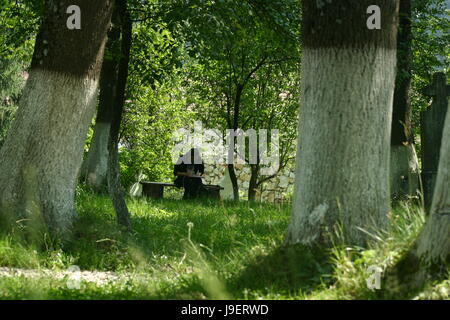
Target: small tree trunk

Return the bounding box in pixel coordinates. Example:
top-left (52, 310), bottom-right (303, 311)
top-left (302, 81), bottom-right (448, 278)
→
top-left (391, 0), bottom-right (412, 147)
top-left (81, 20), bottom-right (121, 192)
top-left (227, 164), bottom-right (240, 201)
top-left (286, 0), bottom-right (399, 247)
top-left (248, 164), bottom-right (259, 202)
top-left (226, 83), bottom-right (244, 202)
top-left (390, 144), bottom-right (420, 199)
top-left (390, 0), bottom-right (419, 199)
top-left (383, 99), bottom-right (450, 297)
top-left (0, 0), bottom-right (114, 236)
top-left (107, 0), bottom-right (132, 229)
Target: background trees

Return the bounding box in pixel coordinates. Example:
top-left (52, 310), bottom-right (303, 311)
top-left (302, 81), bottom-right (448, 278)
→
top-left (167, 0), bottom-right (300, 200)
top-left (243, 63), bottom-right (299, 201)
top-left (115, 3), bottom-right (190, 188)
top-left (390, 0), bottom-right (419, 199)
top-left (0, 0), bottom-right (38, 149)
top-left (389, 0), bottom-right (450, 200)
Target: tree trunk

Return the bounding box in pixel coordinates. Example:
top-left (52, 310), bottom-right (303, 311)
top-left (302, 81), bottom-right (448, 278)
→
top-left (80, 18), bottom-right (121, 192)
top-left (0, 0), bottom-right (114, 236)
top-left (383, 99), bottom-right (450, 297)
top-left (228, 84), bottom-right (245, 201)
top-left (286, 1), bottom-right (399, 247)
top-left (107, 0), bottom-right (132, 229)
top-left (390, 144), bottom-right (419, 199)
top-left (248, 164), bottom-right (259, 202)
top-left (227, 163), bottom-right (240, 201)
top-left (390, 0), bottom-right (419, 199)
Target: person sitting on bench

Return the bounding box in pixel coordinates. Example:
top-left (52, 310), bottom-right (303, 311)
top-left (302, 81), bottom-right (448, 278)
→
top-left (174, 148), bottom-right (207, 199)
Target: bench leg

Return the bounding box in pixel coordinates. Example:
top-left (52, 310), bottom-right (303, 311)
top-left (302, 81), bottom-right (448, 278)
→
top-left (202, 187), bottom-right (221, 200)
top-left (143, 184), bottom-right (164, 199)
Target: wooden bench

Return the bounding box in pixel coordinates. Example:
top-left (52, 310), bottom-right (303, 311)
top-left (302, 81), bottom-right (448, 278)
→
top-left (140, 181), bottom-right (223, 199)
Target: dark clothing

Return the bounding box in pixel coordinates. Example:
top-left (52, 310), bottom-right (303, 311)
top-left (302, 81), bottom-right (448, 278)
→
top-left (174, 160), bottom-right (206, 199)
top-left (173, 163), bottom-right (204, 186)
top-left (180, 176), bottom-right (205, 199)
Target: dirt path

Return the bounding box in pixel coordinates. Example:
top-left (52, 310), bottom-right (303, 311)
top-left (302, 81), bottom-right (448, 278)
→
top-left (0, 266), bottom-right (126, 286)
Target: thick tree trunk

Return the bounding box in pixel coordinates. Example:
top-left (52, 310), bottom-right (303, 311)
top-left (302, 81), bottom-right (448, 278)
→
top-left (0, 0), bottom-right (114, 236)
top-left (286, 1), bottom-right (399, 247)
top-left (383, 99), bottom-right (450, 297)
top-left (107, 1), bottom-right (132, 229)
top-left (80, 20), bottom-right (121, 192)
top-left (390, 0), bottom-right (419, 199)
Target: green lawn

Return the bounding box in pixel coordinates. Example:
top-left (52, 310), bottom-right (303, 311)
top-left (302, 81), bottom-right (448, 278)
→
top-left (0, 188), bottom-right (448, 300)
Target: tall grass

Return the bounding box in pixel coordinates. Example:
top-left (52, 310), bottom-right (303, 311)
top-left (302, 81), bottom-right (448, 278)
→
top-left (0, 188), bottom-right (447, 300)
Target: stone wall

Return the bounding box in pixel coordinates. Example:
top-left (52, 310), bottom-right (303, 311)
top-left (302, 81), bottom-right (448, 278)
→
top-left (203, 163), bottom-right (295, 202)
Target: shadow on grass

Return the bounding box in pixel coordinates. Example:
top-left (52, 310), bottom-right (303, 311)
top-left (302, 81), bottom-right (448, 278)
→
top-left (227, 244), bottom-right (334, 298)
top-left (153, 244), bottom-right (335, 300)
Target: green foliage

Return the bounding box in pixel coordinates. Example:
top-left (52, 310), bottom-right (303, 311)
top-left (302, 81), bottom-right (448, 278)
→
top-left (410, 0), bottom-right (450, 140)
top-left (0, 57), bottom-right (28, 148)
top-left (0, 0), bottom-right (38, 61)
top-left (120, 75), bottom-right (195, 187)
top-left (118, 0), bottom-right (302, 188)
top-left (0, 1), bottom-right (37, 147)
top-left (242, 62), bottom-right (300, 169)
top-left (161, 0), bottom-right (301, 192)
top-left (116, 10), bottom-right (195, 188)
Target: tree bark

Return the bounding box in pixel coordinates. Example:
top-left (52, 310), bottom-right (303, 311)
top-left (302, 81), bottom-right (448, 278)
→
top-left (390, 0), bottom-right (419, 199)
top-left (227, 83), bottom-right (245, 201)
top-left (227, 163), bottom-right (240, 201)
top-left (80, 17), bottom-right (121, 192)
top-left (286, 0), bottom-right (399, 247)
top-left (382, 99), bottom-right (450, 297)
top-left (107, 0), bottom-right (132, 229)
top-left (0, 0), bottom-right (114, 236)
top-left (248, 164), bottom-right (259, 202)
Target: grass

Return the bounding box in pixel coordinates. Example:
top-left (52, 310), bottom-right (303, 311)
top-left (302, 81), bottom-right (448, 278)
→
top-left (0, 188), bottom-right (448, 300)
